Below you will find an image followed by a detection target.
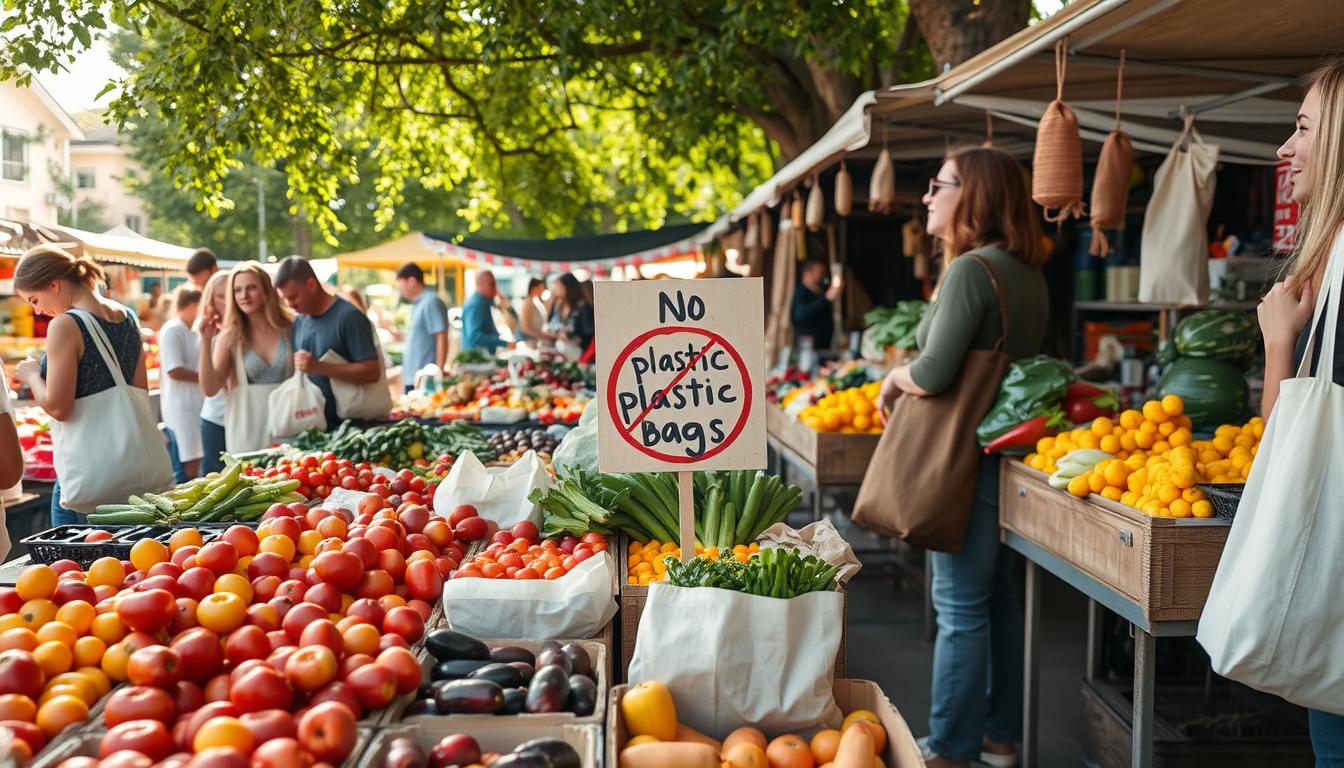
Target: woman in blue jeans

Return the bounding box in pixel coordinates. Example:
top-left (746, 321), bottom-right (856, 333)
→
top-left (1256, 57), bottom-right (1344, 766)
top-left (878, 147), bottom-right (1050, 768)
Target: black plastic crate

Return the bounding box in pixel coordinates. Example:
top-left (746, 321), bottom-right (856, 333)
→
top-left (1197, 483), bottom-right (1244, 522)
top-left (20, 522), bottom-right (258, 566)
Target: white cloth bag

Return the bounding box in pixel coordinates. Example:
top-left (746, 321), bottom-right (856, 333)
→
top-left (441, 552), bottom-right (617, 639)
top-left (431, 450), bottom-right (551, 527)
top-left (628, 582), bottom-right (843, 737)
top-left (224, 346), bottom-right (280, 454)
top-left (51, 309), bottom-right (173, 513)
top-left (320, 346), bottom-right (393, 421)
top-left (1197, 232), bottom-right (1344, 714)
top-left (1138, 117), bottom-right (1218, 306)
top-left (267, 371), bottom-right (327, 440)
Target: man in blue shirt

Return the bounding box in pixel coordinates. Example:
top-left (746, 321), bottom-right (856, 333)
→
top-left (396, 262), bottom-right (449, 390)
top-left (274, 256), bottom-right (382, 429)
top-left (461, 270), bottom-right (509, 354)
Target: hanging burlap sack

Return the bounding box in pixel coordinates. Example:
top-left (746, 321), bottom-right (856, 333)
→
top-left (790, 192), bottom-right (805, 230)
top-left (869, 147), bottom-right (895, 213)
top-left (1090, 52), bottom-right (1135, 256)
top-left (1032, 40), bottom-right (1085, 222)
top-left (835, 162), bottom-right (853, 216)
top-left (761, 209), bottom-right (774, 249)
top-left (806, 175), bottom-right (825, 230)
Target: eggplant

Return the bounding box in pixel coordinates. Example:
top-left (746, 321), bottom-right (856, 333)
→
top-left (539, 640), bottom-right (562, 653)
top-left (524, 665), bottom-right (571, 714)
top-left (559, 643), bottom-right (591, 678)
top-left (489, 645), bottom-right (536, 666)
top-left (468, 662), bottom-right (523, 689)
top-left (515, 738), bottom-right (581, 768)
top-left (383, 738), bottom-right (427, 768)
top-left (535, 648), bottom-right (571, 675)
top-left (432, 658), bottom-right (491, 681)
top-left (567, 674), bottom-right (597, 717)
top-left (500, 687), bottom-right (527, 715)
top-left (508, 661), bottom-right (535, 685)
top-left (489, 755), bottom-right (549, 768)
top-left (402, 699), bottom-right (440, 717)
top-left (425, 629), bottom-right (489, 662)
top-left (434, 678), bottom-right (505, 714)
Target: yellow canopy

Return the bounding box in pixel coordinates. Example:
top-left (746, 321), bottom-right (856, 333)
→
top-left (334, 233), bottom-right (465, 270)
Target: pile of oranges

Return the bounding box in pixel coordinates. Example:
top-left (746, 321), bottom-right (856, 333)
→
top-left (625, 540), bottom-right (761, 586)
top-left (797, 383), bottom-right (883, 434)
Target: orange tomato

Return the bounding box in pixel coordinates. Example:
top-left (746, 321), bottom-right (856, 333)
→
top-left (85, 558), bottom-right (124, 589)
top-left (34, 641), bottom-right (73, 677)
top-left (259, 535), bottom-right (296, 563)
top-left (99, 643), bottom-right (131, 681)
top-left (0, 616), bottom-right (26, 635)
top-left (16, 565), bottom-right (57, 602)
top-left (0, 628), bottom-right (38, 652)
top-left (20, 600), bottom-right (56, 630)
top-left (766, 735), bottom-right (815, 768)
top-left (0, 693), bottom-right (36, 721)
top-left (341, 623), bottom-right (380, 657)
top-left (810, 729), bottom-right (842, 764)
top-left (54, 602), bottom-right (95, 636)
top-left (298, 530), bottom-right (323, 556)
top-left (44, 674), bottom-right (97, 706)
top-left (34, 694), bottom-right (86, 737)
top-left (197, 593), bottom-right (246, 634)
top-left (722, 727), bottom-right (768, 756)
top-left (193, 716), bottom-right (255, 753)
top-left (90, 613), bottom-right (127, 645)
top-left (72, 636), bottom-right (106, 669)
top-left (212, 574), bottom-right (253, 602)
top-left (35, 622), bottom-right (76, 648)
top-left (170, 528), bottom-right (204, 552)
top-left (130, 539), bottom-right (170, 572)
top-left (75, 667), bottom-right (111, 697)
top-left (723, 743), bottom-right (769, 768)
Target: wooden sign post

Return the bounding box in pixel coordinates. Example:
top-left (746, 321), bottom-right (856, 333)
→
top-left (594, 278), bottom-right (767, 561)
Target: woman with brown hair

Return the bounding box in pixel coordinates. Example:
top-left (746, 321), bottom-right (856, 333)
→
top-left (877, 147), bottom-right (1050, 768)
top-left (197, 262), bottom-right (294, 453)
top-left (13, 245), bottom-right (172, 525)
top-left (195, 270), bottom-right (230, 473)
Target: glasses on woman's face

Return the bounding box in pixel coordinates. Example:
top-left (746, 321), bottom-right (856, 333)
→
top-left (927, 177), bottom-right (961, 197)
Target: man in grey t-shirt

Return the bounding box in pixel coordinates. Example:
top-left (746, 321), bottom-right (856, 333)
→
top-left (396, 261), bottom-right (448, 391)
top-left (274, 256), bottom-right (381, 429)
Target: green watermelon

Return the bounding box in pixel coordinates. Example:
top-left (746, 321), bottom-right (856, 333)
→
top-left (1173, 310), bottom-right (1259, 363)
top-left (1156, 357), bottom-right (1249, 429)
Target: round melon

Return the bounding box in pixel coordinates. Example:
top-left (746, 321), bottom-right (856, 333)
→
top-left (1173, 310), bottom-right (1259, 363)
top-left (1156, 357), bottom-right (1249, 430)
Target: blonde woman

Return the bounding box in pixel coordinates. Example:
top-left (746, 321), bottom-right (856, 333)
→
top-left (195, 271), bottom-right (230, 472)
top-left (197, 262), bottom-right (294, 453)
top-left (1257, 58), bottom-right (1344, 764)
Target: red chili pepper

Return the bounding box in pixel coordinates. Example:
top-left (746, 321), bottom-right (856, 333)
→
top-left (984, 412), bottom-right (1065, 454)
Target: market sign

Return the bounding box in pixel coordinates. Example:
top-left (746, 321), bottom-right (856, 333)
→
top-left (595, 278), bottom-right (766, 474)
top-left (1274, 160), bottom-right (1300, 252)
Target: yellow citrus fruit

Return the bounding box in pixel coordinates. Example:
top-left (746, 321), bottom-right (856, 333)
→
top-left (1161, 395), bottom-right (1184, 416)
top-left (1142, 400), bottom-right (1170, 424)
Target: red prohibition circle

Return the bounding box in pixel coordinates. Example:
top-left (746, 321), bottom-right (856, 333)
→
top-left (605, 325), bottom-right (754, 463)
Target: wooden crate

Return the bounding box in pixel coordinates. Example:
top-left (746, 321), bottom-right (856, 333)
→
top-left (999, 461), bottom-right (1230, 624)
top-left (767, 404), bottom-right (879, 484)
top-left (617, 535), bottom-right (848, 682)
top-left (36, 728), bottom-right (374, 768)
top-left (362, 723), bottom-right (600, 768)
top-left (606, 679), bottom-right (924, 767)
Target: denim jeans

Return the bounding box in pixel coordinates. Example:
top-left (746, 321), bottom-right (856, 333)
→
top-left (201, 419), bottom-right (226, 475)
top-left (1312, 709), bottom-right (1344, 767)
top-left (927, 453), bottom-right (1024, 762)
top-left (163, 427), bottom-right (186, 484)
top-left (50, 481), bottom-right (80, 527)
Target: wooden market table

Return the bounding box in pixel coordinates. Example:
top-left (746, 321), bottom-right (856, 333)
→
top-left (999, 461), bottom-right (1230, 768)
top-left (765, 404), bottom-right (878, 518)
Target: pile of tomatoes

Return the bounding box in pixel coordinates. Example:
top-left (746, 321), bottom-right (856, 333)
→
top-left (452, 528), bottom-right (609, 581)
top-left (248, 454), bottom-right (447, 506)
top-left (0, 493), bottom-right (468, 767)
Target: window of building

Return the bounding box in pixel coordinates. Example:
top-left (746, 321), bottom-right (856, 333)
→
top-left (124, 214), bottom-right (143, 233)
top-left (75, 169), bottom-right (96, 189)
top-left (1, 130), bottom-right (26, 182)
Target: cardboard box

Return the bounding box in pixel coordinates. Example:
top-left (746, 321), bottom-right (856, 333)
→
top-left (360, 723), bottom-right (600, 768)
top-left (606, 679), bottom-right (923, 767)
top-left (379, 639), bottom-right (608, 728)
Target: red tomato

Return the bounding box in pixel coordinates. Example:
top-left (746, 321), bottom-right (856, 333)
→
top-left (303, 583), bottom-right (343, 614)
top-left (51, 580), bottom-right (97, 607)
top-left (265, 645), bottom-right (298, 675)
top-left (250, 576), bottom-right (281, 604)
top-left (296, 702), bottom-right (358, 763)
top-left (172, 681), bottom-right (204, 716)
top-left (252, 737), bottom-right (305, 768)
top-left (284, 646), bottom-right (338, 692)
top-left (422, 519), bottom-right (454, 548)
top-left (308, 682), bottom-right (362, 717)
top-left (453, 517), bottom-right (488, 542)
top-left (406, 599), bottom-right (433, 622)
top-left (239, 709), bottom-right (297, 745)
top-left (274, 579), bottom-right (307, 604)
top-left (195, 542), bottom-right (239, 576)
top-left (355, 570), bottom-right (394, 601)
top-left (298, 620), bottom-right (344, 657)
top-left (104, 686), bottom-right (176, 726)
top-left (127, 645), bottom-right (183, 688)
top-left (377, 634), bottom-right (410, 652)
top-left (310, 552), bottom-right (361, 591)
top-left (202, 675), bottom-right (231, 704)
top-left (346, 598), bottom-right (385, 627)
top-left (377, 549), bottom-right (407, 583)
top-left (1, 720), bottom-right (45, 753)
top-left (447, 505), bottom-right (478, 527)
top-left (220, 527), bottom-right (259, 557)
top-left (170, 628), bottom-right (225, 684)
top-left (341, 538), bottom-right (378, 570)
top-left (375, 647), bottom-right (422, 694)
top-left (246, 553), bottom-right (289, 581)
top-left (337, 653), bottom-right (373, 680)
top-left (510, 521), bottom-right (540, 544)
top-left (229, 665), bottom-right (292, 714)
top-left (148, 562), bottom-right (184, 580)
top-left (402, 561), bottom-right (443, 602)
top-left (100, 719), bottom-right (175, 761)
top-left (381, 606), bottom-right (424, 643)
top-left (281, 603), bottom-right (328, 643)
top-left (117, 589), bottom-right (178, 633)
top-left (224, 626), bottom-right (271, 667)
top-left (343, 663), bottom-right (396, 709)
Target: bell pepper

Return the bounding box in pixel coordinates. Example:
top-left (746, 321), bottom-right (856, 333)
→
top-left (1063, 387), bottom-right (1120, 425)
top-left (984, 409), bottom-right (1069, 454)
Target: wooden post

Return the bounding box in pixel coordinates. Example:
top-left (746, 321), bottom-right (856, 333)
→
top-left (678, 472), bottom-right (695, 564)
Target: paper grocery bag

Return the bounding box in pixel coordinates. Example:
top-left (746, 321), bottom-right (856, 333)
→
top-left (628, 582), bottom-right (844, 737)
top-left (431, 450), bottom-right (551, 527)
top-left (441, 552), bottom-right (618, 639)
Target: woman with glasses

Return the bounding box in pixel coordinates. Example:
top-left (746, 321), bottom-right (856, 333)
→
top-left (878, 147), bottom-right (1050, 768)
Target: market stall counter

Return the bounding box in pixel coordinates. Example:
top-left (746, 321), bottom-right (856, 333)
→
top-left (1000, 460), bottom-right (1230, 768)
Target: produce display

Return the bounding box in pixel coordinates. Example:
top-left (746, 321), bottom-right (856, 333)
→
top-left (664, 548), bottom-right (840, 598)
top-left (16, 408), bottom-right (54, 483)
top-left (247, 454), bottom-right (450, 505)
top-left (1023, 395), bottom-right (1264, 517)
top-left (405, 629), bottom-right (598, 717)
top-left (292, 420), bottom-right (497, 466)
top-left (89, 461), bottom-right (305, 525)
top-left (375, 732), bottom-right (583, 768)
top-left (532, 468), bottom-right (800, 547)
top-left (626, 541), bottom-right (762, 586)
top-left (863, 300), bottom-right (928, 353)
top-left (452, 524), bottom-right (609, 581)
top-left (976, 356), bottom-right (1076, 449)
top-left (618, 680), bottom-right (890, 768)
top-left (774, 361), bottom-right (879, 414)
top-left (392, 359), bottom-right (593, 425)
top-left (794, 383), bottom-right (883, 434)
top-left (1156, 310), bottom-right (1255, 430)
top-left (485, 427), bottom-right (562, 466)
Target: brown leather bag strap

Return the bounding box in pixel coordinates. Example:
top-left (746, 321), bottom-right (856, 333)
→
top-left (969, 253), bottom-right (1011, 353)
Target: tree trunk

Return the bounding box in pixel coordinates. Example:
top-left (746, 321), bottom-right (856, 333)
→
top-left (290, 208), bottom-right (312, 259)
top-left (907, 0), bottom-right (1031, 73)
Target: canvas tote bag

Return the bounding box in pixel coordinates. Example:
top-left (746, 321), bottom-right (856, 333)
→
top-left (1197, 232), bottom-right (1344, 714)
top-left (267, 370), bottom-right (327, 440)
top-left (852, 254), bottom-right (1011, 553)
top-left (1138, 115), bottom-right (1219, 306)
top-left (320, 316), bottom-right (392, 420)
top-left (51, 309), bottom-right (173, 512)
top-left (225, 345), bottom-right (280, 453)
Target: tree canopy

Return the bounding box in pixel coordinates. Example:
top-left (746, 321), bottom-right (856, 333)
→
top-left (3, 0), bottom-right (1029, 247)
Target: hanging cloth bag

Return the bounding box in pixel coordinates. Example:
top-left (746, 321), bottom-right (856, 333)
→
top-left (224, 345), bottom-right (281, 454)
top-left (1197, 231), bottom-right (1344, 714)
top-left (1138, 114), bottom-right (1218, 305)
top-left (267, 370), bottom-right (327, 440)
top-left (320, 335), bottom-right (394, 421)
top-left (851, 253), bottom-right (1011, 552)
top-left (1090, 51), bottom-right (1136, 256)
top-left (1032, 40), bottom-right (1086, 222)
top-left (51, 308), bottom-right (173, 512)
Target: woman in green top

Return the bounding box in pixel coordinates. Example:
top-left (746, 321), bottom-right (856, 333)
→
top-left (878, 147), bottom-right (1049, 768)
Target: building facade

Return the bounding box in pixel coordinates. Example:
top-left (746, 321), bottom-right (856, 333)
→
top-left (0, 81), bottom-right (84, 225)
top-left (70, 117), bottom-right (148, 234)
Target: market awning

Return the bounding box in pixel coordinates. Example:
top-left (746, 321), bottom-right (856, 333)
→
top-left (333, 233), bottom-right (466, 271)
top-left (421, 223), bottom-right (708, 274)
top-left (30, 223), bottom-right (194, 270)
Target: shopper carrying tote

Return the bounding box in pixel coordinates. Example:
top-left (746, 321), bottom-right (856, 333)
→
top-left (1197, 58), bottom-right (1344, 764)
top-left (860, 147), bottom-right (1049, 768)
top-left (12, 245), bottom-right (173, 523)
top-left (198, 262), bottom-right (295, 454)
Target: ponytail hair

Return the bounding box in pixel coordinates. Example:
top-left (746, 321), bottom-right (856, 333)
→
top-left (15, 245), bottom-right (105, 292)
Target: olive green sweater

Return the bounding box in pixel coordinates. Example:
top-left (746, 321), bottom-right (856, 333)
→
top-left (910, 247), bottom-right (1049, 395)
